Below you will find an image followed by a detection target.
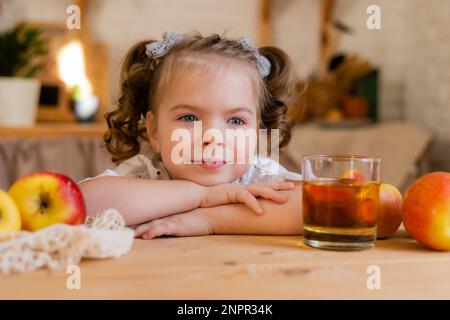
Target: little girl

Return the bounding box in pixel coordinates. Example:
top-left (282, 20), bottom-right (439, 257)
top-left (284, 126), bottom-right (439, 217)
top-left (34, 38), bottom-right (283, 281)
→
top-left (79, 32), bottom-right (303, 239)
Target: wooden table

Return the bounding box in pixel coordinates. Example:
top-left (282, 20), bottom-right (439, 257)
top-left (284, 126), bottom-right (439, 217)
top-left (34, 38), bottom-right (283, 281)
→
top-left (1, 229), bottom-right (450, 299)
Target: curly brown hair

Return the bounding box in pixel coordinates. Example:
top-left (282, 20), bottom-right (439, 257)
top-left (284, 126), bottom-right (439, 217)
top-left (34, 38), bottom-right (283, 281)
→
top-left (104, 32), bottom-right (296, 164)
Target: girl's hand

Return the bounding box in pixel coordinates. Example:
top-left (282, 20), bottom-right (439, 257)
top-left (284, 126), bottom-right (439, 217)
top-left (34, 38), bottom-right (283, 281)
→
top-left (200, 181), bottom-right (294, 215)
top-left (134, 210), bottom-right (212, 240)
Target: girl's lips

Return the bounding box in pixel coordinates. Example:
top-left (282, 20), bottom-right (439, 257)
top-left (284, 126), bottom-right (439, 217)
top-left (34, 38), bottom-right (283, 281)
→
top-left (200, 160), bottom-right (226, 169)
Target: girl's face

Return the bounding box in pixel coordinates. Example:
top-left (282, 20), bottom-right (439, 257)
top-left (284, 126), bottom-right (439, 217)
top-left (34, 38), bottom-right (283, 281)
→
top-left (146, 60), bottom-right (259, 186)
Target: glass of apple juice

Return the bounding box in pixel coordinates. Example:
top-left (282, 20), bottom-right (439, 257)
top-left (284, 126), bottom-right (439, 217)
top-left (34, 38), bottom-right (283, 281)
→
top-left (301, 155), bottom-right (382, 251)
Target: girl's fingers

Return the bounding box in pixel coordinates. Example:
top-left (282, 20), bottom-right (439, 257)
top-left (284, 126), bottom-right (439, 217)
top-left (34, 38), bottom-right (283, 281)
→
top-left (142, 219), bottom-right (180, 240)
top-left (246, 184), bottom-right (288, 203)
top-left (235, 189), bottom-right (264, 215)
top-left (136, 211), bottom-right (213, 239)
top-left (261, 181), bottom-right (295, 190)
top-left (142, 227), bottom-right (161, 239)
top-left (134, 218), bottom-right (177, 239)
top-left (134, 221), bottom-right (156, 237)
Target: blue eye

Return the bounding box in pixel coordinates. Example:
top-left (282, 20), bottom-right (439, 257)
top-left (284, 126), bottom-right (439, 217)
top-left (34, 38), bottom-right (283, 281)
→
top-left (228, 117), bottom-right (245, 126)
top-left (178, 114), bottom-right (198, 122)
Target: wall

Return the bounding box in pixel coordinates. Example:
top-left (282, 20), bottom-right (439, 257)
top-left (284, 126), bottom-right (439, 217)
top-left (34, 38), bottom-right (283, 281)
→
top-left (334, 0), bottom-right (450, 170)
top-left (402, 0), bottom-right (450, 171)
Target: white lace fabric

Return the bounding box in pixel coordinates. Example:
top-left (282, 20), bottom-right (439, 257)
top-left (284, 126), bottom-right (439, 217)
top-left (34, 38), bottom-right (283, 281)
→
top-left (0, 208), bottom-right (134, 275)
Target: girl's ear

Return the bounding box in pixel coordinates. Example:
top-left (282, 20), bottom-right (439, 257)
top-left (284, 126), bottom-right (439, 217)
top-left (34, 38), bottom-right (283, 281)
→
top-left (146, 111), bottom-right (160, 153)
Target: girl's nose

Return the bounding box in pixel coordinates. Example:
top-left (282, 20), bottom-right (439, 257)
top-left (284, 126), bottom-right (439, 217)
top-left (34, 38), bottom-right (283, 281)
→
top-left (202, 132), bottom-right (225, 146)
top-left (202, 121), bottom-right (226, 146)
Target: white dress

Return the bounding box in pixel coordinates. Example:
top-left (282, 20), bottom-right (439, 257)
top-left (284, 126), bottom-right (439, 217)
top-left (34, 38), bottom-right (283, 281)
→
top-left (78, 152), bottom-right (303, 185)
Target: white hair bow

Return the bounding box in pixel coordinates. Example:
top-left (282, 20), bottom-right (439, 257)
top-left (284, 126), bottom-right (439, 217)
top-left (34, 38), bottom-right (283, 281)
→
top-left (145, 31), bottom-right (183, 59)
top-left (237, 37), bottom-right (271, 78)
top-left (145, 32), bottom-right (271, 78)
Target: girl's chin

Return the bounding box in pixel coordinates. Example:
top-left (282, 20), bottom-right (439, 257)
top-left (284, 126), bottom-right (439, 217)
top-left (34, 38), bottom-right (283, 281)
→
top-left (167, 164), bottom-right (250, 186)
top-left (188, 174), bottom-right (236, 187)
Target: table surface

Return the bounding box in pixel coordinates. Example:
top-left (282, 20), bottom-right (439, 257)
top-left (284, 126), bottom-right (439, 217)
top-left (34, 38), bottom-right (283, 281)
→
top-left (1, 229), bottom-right (450, 299)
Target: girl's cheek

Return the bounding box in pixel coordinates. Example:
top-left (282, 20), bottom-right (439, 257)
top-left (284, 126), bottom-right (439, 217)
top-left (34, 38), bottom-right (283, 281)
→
top-left (225, 135), bottom-right (257, 164)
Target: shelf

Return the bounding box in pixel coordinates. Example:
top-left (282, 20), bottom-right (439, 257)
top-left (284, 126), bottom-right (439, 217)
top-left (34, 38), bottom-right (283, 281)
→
top-left (0, 123), bottom-right (107, 138)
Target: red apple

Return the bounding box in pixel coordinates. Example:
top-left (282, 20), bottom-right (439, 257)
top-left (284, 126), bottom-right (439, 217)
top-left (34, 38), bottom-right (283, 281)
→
top-left (356, 198), bottom-right (378, 225)
top-left (402, 172), bottom-right (450, 250)
top-left (9, 172), bottom-right (86, 231)
top-left (341, 169), bottom-right (366, 181)
top-left (377, 183), bottom-right (403, 239)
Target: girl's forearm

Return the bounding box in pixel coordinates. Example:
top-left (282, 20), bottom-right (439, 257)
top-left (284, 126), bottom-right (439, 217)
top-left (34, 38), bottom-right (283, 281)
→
top-left (202, 184), bottom-right (303, 235)
top-left (79, 177), bottom-right (203, 225)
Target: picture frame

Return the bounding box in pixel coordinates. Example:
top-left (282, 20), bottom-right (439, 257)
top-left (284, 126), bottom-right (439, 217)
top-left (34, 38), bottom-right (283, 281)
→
top-left (27, 21), bottom-right (76, 123)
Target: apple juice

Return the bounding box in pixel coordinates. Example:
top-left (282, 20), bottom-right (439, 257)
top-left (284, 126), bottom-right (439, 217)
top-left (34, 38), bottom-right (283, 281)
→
top-left (302, 179), bottom-right (380, 250)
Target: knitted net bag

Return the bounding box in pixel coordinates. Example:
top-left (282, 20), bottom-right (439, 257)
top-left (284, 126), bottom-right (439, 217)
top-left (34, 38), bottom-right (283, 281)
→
top-left (0, 208), bottom-right (134, 275)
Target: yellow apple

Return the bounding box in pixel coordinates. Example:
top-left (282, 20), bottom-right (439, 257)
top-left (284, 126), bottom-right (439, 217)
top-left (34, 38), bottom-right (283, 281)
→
top-left (9, 172), bottom-right (86, 231)
top-left (0, 189), bottom-right (21, 233)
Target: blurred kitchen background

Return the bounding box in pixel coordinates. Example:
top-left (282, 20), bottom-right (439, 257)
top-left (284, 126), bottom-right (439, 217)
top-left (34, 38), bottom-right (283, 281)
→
top-left (0, 0), bottom-right (449, 191)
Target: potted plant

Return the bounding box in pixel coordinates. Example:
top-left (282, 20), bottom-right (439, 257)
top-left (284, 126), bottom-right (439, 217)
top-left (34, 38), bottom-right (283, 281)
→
top-left (0, 23), bottom-right (48, 126)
